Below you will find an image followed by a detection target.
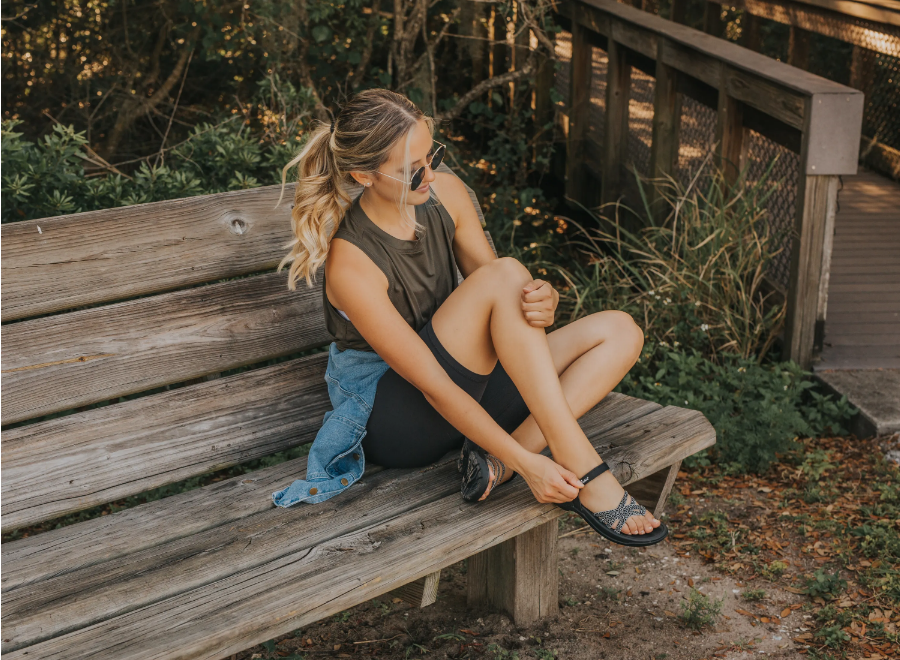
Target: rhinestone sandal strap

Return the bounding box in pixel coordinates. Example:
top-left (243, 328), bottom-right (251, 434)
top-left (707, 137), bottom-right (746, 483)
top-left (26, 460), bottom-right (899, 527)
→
top-left (593, 491), bottom-right (649, 534)
top-left (579, 462), bottom-right (610, 485)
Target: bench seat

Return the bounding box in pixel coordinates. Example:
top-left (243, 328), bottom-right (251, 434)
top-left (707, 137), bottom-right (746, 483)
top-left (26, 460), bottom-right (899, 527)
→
top-left (2, 383), bottom-right (713, 659)
top-left (1, 166), bottom-right (715, 659)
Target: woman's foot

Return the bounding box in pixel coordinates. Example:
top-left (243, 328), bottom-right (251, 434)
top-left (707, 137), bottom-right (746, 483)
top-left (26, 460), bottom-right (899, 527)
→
top-left (576, 463), bottom-right (660, 535)
top-left (459, 439), bottom-right (517, 502)
top-left (477, 454), bottom-right (515, 501)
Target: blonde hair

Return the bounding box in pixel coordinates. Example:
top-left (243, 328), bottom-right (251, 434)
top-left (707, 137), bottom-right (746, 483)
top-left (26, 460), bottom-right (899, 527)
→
top-left (276, 88), bottom-right (435, 290)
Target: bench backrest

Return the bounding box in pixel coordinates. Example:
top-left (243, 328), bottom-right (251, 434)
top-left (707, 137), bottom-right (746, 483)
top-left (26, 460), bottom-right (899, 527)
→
top-left (1, 162), bottom-right (495, 532)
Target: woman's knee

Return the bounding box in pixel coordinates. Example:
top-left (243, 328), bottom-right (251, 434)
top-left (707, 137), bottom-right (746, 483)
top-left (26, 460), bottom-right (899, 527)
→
top-left (482, 256), bottom-right (533, 289)
top-left (595, 310), bottom-right (644, 358)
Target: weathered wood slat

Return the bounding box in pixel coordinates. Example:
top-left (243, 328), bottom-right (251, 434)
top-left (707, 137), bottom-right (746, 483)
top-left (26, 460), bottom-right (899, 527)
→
top-left (1, 270), bottom-right (330, 426)
top-left (824, 333), bottom-right (900, 346)
top-left (1, 393), bottom-right (660, 593)
top-left (828, 311), bottom-right (900, 323)
top-left (2, 454), bottom-right (468, 651)
top-left (601, 39), bottom-right (631, 208)
top-left (3, 405), bottom-right (715, 660)
top-left (0, 163), bottom-right (482, 323)
top-left (0, 186), bottom-right (295, 323)
top-left (2, 453), bottom-right (378, 594)
top-left (3, 397), bottom-right (674, 651)
top-left (1, 352), bottom-right (330, 532)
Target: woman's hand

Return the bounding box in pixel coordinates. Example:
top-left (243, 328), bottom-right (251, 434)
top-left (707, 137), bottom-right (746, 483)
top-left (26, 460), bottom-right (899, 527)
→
top-left (521, 279), bottom-right (559, 328)
top-left (516, 452), bottom-right (584, 504)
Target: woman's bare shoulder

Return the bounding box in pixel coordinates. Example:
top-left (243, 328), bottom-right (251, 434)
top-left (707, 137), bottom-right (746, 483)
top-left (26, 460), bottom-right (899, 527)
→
top-left (430, 170), bottom-right (471, 230)
top-left (325, 236), bottom-right (389, 309)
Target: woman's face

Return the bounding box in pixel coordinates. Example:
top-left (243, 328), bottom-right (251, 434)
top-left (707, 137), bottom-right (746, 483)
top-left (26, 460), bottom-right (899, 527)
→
top-left (371, 118), bottom-right (436, 203)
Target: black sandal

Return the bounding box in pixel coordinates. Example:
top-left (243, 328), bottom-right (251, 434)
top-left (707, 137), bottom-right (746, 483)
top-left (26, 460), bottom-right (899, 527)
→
top-left (458, 437), bottom-right (518, 502)
top-left (555, 462), bottom-right (668, 547)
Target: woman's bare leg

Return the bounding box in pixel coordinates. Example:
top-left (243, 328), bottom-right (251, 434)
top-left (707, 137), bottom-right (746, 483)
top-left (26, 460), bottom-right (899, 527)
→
top-left (498, 309), bottom-right (643, 456)
top-left (430, 257), bottom-right (658, 535)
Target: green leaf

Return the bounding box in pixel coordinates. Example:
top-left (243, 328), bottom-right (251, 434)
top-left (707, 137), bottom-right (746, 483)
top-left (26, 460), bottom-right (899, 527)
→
top-left (311, 25), bottom-right (331, 43)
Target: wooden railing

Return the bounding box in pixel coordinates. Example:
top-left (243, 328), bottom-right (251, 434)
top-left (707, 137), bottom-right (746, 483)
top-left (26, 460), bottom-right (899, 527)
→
top-left (543, 0), bottom-right (864, 368)
top-left (697, 0), bottom-right (900, 177)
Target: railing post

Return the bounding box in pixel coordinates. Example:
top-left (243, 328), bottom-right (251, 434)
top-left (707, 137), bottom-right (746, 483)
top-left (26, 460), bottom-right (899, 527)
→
top-left (715, 77), bottom-right (744, 186)
top-left (785, 174), bottom-right (840, 368)
top-left (703, 0), bottom-right (725, 38)
top-left (669, 0), bottom-right (688, 24)
top-left (788, 26), bottom-right (811, 70)
top-left (565, 10), bottom-right (594, 206)
top-left (741, 12), bottom-right (762, 51)
top-left (601, 39), bottom-right (631, 209)
top-left (649, 46), bottom-right (681, 221)
top-left (534, 29), bottom-right (557, 168)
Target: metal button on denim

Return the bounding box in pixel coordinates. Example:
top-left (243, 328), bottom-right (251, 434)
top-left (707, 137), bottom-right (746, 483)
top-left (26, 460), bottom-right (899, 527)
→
top-left (353, 453), bottom-right (360, 460)
top-left (341, 478), bottom-right (349, 486)
top-left (309, 487), bottom-right (318, 495)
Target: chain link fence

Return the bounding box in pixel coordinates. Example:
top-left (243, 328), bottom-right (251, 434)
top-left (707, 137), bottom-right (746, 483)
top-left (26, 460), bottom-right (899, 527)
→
top-left (679, 0), bottom-right (900, 177)
top-left (553, 26), bottom-right (801, 291)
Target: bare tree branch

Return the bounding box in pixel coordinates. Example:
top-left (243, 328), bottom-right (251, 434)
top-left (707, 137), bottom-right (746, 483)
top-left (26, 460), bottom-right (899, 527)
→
top-left (352, 0), bottom-right (384, 90)
top-left (435, 58), bottom-right (537, 123)
top-left (101, 24), bottom-right (200, 157)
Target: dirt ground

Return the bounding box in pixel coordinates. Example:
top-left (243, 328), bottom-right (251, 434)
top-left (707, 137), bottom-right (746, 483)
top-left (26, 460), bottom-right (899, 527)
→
top-left (237, 512), bottom-right (805, 660)
top-left (237, 434), bottom-right (899, 660)
top-left (238, 514), bottom-right (810, 660)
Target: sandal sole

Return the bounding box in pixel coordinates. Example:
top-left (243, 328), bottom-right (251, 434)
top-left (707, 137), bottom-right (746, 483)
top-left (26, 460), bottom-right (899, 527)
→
top-left (459, 440), bottom-right (518, 502)
top-left (555, 497), bottom-right (668, 547)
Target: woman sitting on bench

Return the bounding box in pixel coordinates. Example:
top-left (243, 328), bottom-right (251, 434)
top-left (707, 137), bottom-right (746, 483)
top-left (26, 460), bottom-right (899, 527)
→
top-left (273, 88), bottom-right (666, 547)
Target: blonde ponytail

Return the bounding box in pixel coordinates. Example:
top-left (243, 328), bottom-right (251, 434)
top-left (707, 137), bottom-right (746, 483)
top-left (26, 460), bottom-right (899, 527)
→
top-left (275, 89), bottom-right (434, 291)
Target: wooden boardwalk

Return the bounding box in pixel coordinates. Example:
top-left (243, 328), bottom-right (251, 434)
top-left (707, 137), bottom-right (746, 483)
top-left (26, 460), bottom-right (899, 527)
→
top-left (815, 168), bottom-right (900, 371)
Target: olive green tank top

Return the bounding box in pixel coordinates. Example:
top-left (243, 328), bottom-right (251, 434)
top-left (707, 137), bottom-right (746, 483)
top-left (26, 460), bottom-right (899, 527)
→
top-left (322, 191), bottom-right (460, 352)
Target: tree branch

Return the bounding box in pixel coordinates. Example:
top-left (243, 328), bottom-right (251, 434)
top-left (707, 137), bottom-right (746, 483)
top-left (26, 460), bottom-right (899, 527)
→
top-left (435, 58), bottom-right (537, 123)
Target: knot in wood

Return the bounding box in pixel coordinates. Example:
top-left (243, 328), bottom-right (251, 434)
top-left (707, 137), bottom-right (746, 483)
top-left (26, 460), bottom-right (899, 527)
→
top-left (229, 217), bottom-right (248, 235)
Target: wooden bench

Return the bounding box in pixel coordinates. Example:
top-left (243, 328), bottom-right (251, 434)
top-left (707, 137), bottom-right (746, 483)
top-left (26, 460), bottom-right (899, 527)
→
top-left (1, 162), bottom-right (716, 659)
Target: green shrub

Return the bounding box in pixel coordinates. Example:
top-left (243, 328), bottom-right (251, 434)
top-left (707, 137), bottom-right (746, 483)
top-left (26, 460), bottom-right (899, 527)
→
top-left (616, 343), bottom-right (856, 473)
top-left (802, 569), bottom-right (848, 600)
top-left (2, 76), bottom-right (316, 223)
top-left (678, 587), bottom-right (724, 630)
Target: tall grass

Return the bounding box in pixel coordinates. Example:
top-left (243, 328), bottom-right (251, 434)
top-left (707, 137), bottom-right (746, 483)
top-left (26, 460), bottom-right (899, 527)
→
top-left (542, 155), bottom-right (791, 362)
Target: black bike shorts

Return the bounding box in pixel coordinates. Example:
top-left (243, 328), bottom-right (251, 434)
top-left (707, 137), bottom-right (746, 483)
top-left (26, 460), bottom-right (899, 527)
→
top-left (361, 315), bottom-right (532, 469)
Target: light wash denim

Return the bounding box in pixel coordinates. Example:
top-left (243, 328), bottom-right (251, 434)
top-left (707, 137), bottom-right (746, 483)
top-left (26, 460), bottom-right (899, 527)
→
top-left (271, 341), bottom-right (391, 507)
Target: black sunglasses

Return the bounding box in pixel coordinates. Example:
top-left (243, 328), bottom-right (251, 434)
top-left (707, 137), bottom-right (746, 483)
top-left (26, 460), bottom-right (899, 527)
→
top-left (376, 141), bottom-right (446, 191)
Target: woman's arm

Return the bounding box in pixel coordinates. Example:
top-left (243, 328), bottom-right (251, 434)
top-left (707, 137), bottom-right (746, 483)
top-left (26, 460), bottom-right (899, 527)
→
top-left (433, 172), bottom-right (560, 328)
top-left (326, 237), bottom-right (534, 477)
top-left (433, 172), bottom-right (497, 279)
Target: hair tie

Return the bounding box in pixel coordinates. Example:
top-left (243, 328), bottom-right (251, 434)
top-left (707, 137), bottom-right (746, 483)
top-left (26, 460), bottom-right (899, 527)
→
top-left (330, 119), bottom-right (335, 134)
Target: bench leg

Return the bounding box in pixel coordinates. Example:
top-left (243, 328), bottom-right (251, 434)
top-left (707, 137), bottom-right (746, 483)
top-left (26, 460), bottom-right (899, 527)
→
top-left (466, 519), bottom-right (559, 626)
top-left (388, 570), bottom-right (442, 608)
top-left (625, 459), bottom-right (682, 519)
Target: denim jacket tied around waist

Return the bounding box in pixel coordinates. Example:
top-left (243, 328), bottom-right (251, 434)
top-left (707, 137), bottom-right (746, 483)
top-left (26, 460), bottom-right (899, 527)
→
top-left (271, 341), bottom-right (390, 507)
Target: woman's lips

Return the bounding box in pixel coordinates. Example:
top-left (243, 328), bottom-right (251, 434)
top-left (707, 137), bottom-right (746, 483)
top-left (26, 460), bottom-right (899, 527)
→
top-left (416, 184), bottom-right (429, 192)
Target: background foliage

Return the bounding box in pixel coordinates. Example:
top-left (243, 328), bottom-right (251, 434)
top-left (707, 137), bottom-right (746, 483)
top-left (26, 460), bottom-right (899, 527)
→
top-left (2, 0), bottom-right (855, 484)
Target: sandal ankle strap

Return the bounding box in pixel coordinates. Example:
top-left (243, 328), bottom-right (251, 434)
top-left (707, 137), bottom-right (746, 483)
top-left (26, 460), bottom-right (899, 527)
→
top-left (579, 462), bottom-right (610, 485)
